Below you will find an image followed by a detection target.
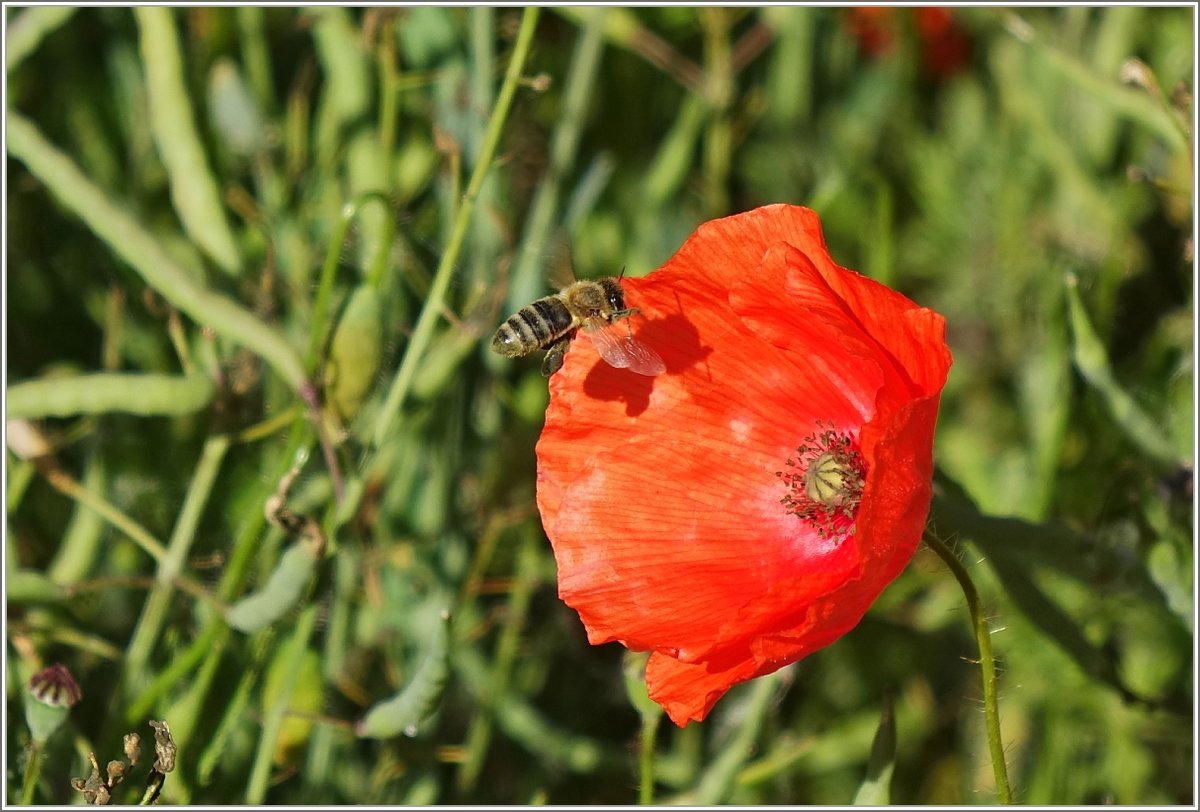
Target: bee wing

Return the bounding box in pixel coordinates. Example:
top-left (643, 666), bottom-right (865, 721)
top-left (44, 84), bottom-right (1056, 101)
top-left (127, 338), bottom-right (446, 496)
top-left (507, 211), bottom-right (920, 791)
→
top-left (547, 231), bottom-right (578, 290)
top-left (584, 319), bottom-right (667, 377)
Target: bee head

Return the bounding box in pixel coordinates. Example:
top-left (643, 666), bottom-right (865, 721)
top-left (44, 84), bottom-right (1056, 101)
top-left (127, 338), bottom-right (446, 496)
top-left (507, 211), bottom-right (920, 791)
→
top-left (600, 278), bottom-right (627, 313)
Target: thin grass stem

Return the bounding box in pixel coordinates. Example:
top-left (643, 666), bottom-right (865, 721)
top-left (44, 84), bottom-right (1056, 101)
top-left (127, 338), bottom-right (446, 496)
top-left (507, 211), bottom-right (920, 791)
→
top-left (124, 434), bottom-right (231, 685)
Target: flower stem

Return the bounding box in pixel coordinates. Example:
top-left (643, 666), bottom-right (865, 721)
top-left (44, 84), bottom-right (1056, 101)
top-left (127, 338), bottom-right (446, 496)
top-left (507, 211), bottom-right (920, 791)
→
top-left (638, 710), bottom-right (660, 805)
top-left (21, 741), bottom-right (43, 805)
top-left (923, 530), bottom-right (1013, 804)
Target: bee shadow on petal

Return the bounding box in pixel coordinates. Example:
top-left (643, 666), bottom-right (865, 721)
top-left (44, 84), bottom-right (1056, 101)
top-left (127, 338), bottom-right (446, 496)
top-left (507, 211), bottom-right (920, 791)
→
top-left (581, 310), bottom-right (708, 417)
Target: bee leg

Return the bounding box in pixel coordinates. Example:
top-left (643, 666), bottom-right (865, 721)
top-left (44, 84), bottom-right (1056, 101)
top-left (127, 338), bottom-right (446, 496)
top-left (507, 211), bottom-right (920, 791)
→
top-left (542, 337), bottom-right (571, 376)
top-left (611, 306), bottom-right (640, 338)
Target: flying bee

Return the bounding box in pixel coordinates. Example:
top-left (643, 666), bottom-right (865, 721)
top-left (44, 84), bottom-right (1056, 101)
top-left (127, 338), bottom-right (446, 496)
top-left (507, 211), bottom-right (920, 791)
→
top-left (491, 274), bottom-right (666, 377)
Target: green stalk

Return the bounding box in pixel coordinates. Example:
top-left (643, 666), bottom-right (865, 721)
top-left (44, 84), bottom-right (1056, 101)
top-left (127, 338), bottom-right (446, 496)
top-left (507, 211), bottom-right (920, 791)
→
top-left (6, 458), bottom-right (36, 515)
top-left (305, 191), bottom-right (394, 373)
top-left (306, 200), bottom-right (360, 372)
top-left (372, 7), bottom-right (541, 449)
top-left (125, 622), bottom-right (222, 725)
top-left (701, 8), bottom-right (733, 217)
top-left (245, 604), bottom-right (318, 804)
top-left (40, 466), bottom-right (168, 565)
top-left (677, 669), bottom-right (786, 804)
top-left (378, 16), bottom-right (399, 154)
top-left (20, 742), bottom-right (43, 805)
top-left (457, 530), bottom-right (540, 792)
top-left (145, 430), bottom-right (310, 737)
top-left (6, 6), bottom-right (76, 72)
top-left (124, 434), bottom-right (231, 687)
top-left (923, 530), bottom-right (1013, 804)
top-left (468, 6), bottom-right (496, 288)
top-left (638, 710), bottom-right (661, 805)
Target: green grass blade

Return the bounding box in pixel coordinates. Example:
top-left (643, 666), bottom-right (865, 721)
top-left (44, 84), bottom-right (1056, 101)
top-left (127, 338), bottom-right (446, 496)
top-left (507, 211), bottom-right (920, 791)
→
top-left (245, 605), bottom-right (318, 804)
top-left (372, 7), bottom-right (541, 448)
top-left (1065, 274), bottom-right (1183, 467)
top-left (672, 670), bottom-right (790, 804)
top-left (6, 111), bottom-right (307, 391)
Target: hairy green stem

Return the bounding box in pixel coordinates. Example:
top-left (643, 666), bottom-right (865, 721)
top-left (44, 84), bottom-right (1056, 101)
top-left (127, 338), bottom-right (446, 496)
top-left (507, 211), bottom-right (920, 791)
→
top-left (372, 7), bottom-right (540, 448)
top-left (923, 530), bottom-right (1013, 804)
top-left (638, 710), bottom-right (661, 805)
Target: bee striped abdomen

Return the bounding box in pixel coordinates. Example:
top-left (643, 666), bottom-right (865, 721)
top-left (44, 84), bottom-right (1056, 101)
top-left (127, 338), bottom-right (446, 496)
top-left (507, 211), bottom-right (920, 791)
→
top-left (491, 296), bottom-right (575, 358)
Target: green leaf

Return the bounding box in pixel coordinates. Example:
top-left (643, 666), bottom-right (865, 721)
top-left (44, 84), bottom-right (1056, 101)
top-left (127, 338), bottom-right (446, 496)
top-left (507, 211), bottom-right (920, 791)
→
top-left (852, 695), bottom-right (896, 805)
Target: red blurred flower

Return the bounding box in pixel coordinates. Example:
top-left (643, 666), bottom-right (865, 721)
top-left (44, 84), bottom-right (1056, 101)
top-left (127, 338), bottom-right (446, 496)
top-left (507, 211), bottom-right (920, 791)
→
top-left (846, 7), bottom-right (973, 79)
top-left (846, 7), bottom-right (896, 59)
top-left (913, 8), bottom-right (973, 78)
top-left (535, 205), bottom-right (951, 726)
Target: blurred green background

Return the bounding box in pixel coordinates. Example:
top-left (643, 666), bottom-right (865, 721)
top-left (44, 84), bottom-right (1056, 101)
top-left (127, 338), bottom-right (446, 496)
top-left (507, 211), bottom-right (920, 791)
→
top-left (5, 6), bottom-right (1193, 805)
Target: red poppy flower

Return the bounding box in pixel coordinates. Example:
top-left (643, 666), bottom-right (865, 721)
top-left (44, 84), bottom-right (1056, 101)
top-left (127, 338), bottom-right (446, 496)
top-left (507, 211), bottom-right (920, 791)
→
top-left (535, 205), bottom-right (952, 726)
top-left (845, 7), bottom-right (973, 79)
top-left (912, 8), bottom-right (973, 79)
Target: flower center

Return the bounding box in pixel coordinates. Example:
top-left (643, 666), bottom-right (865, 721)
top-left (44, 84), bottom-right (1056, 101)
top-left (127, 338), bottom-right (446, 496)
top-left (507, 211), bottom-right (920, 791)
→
top-left (777, 421), bottom-right (866, 539)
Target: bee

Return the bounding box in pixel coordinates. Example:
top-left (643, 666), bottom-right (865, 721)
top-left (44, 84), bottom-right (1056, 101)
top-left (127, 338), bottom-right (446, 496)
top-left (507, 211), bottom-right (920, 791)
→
top-left (491, 275), bottom-right (666, 377)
